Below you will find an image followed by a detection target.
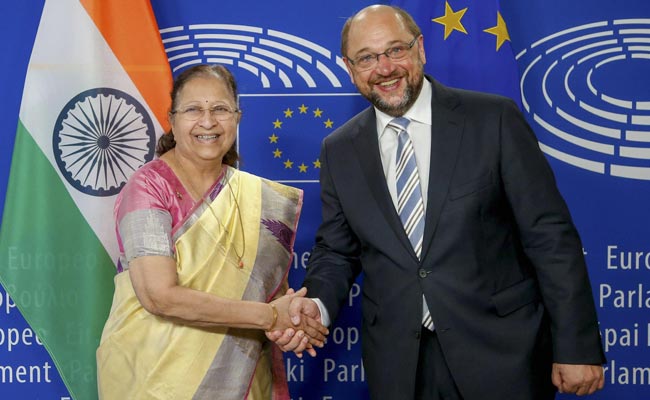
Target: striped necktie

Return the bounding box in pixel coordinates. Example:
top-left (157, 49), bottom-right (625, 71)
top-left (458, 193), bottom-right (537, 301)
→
top-left (389, 117), bottom-right (434, 331)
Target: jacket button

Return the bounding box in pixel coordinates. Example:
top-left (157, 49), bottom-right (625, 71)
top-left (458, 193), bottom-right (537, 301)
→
top-left (415, 331), bottom-right (421, 339)
top-left (418, 269), bottom-right (428, 278)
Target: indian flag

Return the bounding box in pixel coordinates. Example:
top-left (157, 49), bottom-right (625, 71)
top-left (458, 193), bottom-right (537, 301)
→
top-left (0, 0), bottom-right (171, 398)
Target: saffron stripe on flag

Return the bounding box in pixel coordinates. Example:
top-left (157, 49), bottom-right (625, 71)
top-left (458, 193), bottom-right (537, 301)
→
top-left (80, 0), bottom-right (172, 130)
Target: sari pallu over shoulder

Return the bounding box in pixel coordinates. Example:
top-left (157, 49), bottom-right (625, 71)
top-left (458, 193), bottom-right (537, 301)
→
top-left (97, 168), bottom-right (302, 400)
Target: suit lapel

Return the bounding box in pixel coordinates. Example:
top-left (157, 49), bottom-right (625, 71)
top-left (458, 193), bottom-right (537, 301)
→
top-left (421, 79), bottom-right (464, 261)
top-left (350, 109), bottom-right (416, 258)
top-left (348, 78), bottom-right (465, 263)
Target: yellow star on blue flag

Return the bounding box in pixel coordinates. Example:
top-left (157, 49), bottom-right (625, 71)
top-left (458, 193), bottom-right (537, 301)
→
top-left (391, 0), bottom-right (520, 103)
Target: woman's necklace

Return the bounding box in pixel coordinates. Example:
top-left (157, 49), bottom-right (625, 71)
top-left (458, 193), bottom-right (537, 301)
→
top-left (170, 151), bottom-right (246, 268)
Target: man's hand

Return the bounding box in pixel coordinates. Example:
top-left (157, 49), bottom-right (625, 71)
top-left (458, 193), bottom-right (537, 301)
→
top-left (552, 363), bottom-right (604, 396)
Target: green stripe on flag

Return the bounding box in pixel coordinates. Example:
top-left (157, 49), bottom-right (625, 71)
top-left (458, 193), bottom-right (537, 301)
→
top-left (0, 121), bottom-right (115, 400)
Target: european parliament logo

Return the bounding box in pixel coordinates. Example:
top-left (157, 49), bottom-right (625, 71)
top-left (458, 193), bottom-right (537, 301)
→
top-left (516, 19), bottom-right (650, 180)
top-left (159, 23), bottom-right (367, 181)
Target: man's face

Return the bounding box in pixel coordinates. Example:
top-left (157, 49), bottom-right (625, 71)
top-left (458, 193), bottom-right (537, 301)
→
top-left (344, 9), bottom-right (426, 117)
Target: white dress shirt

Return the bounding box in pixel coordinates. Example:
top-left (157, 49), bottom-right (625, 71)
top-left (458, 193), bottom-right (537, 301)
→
top-left (376, 80), bottom-right (433, 209)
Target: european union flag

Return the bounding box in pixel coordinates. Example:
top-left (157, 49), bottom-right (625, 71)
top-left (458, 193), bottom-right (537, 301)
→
top-left (391, 0), bottom-right (520, 102)
top-left (238, 94), bottom-right (366, 181)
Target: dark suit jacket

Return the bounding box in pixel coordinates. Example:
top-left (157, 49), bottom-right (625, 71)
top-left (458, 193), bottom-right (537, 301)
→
top-left (303, 77), bottom-right (605, 400)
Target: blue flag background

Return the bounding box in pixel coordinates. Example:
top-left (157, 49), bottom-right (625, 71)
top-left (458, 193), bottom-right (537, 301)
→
top-left (1, 0), bottom-right (649, 398)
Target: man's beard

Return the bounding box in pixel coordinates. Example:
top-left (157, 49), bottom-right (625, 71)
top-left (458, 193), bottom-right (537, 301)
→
top-left (365, 72), bottom-right (424, 117)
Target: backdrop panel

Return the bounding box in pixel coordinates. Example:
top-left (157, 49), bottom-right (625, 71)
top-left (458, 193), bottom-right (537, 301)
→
top-left (1, 1), bottom-right (648, 399)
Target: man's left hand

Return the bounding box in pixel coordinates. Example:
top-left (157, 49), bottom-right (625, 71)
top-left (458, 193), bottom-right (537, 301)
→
top-left (552, 363), bottom-right (604, 396)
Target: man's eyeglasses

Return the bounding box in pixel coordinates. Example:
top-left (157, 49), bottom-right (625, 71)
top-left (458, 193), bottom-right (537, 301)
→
top-left (347, 37), bottom-right (419, 71)
top-left (171, 105), bottom-right (240, 121)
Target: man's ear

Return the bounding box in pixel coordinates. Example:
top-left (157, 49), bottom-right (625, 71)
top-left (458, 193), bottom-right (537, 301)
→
top-left (343, 58), bottom-right (356, 84)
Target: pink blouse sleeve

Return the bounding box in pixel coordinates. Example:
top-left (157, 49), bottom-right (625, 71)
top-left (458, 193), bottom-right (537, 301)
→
top-left (114, 166), bottom-right (181, 265)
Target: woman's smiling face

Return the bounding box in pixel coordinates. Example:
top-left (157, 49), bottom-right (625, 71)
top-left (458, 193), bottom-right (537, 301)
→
top-left (170, 75), bottom-right (240, 166)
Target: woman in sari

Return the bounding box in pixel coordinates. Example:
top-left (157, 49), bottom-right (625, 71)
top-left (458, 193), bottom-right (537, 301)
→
top-left (96, 64), bottom-right (327, 399)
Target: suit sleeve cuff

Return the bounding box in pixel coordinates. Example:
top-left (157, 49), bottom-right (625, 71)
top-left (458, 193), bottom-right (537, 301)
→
top-left (311, 298), bottom-right (331, 327)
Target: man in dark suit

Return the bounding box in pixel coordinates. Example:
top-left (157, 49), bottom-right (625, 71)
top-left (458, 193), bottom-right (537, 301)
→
top-left (268, 4), bottom-right (605, 399)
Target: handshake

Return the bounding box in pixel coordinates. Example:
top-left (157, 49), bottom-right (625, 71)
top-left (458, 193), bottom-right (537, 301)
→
top-left (265, 287), bottom-right (329, 358)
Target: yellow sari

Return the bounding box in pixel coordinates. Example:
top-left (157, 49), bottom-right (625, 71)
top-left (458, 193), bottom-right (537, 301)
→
top-left (97, 168), bottom-right (301, 399)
